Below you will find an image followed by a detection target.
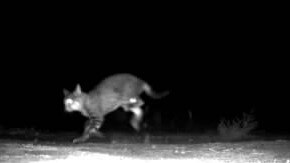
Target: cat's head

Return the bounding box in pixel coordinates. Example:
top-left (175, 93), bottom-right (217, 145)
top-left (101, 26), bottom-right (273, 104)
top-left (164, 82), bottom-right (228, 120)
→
top-left (63, 84), bottom-right (86, 113)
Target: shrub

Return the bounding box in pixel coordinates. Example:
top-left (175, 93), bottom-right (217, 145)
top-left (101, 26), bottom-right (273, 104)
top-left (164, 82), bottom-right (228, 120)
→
top-left (218, 112), bottom-right (258, 141)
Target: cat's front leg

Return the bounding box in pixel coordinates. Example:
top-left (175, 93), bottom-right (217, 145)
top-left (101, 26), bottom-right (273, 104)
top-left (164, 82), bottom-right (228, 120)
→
top-left (73, 117), bottom-right (104, 143)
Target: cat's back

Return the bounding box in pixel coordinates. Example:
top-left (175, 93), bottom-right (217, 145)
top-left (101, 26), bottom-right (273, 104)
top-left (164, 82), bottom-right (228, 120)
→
top-left (89, 73), bottom-right (143, 96)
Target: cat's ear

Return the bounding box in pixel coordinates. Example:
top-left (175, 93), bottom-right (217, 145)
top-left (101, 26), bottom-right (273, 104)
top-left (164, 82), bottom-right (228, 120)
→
top-left (75, 84), bottom-right (82, 94)
top-left (63, 89), bottom-right (70, 96)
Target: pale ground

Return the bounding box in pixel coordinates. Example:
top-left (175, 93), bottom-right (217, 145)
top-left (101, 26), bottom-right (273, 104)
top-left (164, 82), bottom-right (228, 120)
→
top-left (0, 132), bottom-right (289, 163)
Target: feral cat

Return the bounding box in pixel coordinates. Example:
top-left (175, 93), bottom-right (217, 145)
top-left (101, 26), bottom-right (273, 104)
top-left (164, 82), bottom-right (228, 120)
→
top-left (63, 73), bottom-right (168, 143)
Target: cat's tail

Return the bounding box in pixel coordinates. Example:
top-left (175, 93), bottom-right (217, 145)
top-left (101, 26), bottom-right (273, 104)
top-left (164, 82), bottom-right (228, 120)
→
top-left (142, 83), bottom-right (169, 99)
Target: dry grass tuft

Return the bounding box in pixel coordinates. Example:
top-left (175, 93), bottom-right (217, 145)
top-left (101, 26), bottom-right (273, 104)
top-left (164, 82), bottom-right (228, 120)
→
top-left (218, 112), bottom-right (258, 141)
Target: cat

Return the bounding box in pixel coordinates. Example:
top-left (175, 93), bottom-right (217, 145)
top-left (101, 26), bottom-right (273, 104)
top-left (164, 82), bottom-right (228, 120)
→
top-left (63, 73), bottom-right (168, 143)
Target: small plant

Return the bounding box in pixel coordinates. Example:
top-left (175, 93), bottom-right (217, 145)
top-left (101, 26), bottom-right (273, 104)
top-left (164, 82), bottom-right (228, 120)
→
top-left (143, 134), bottom-right (151, 144)
top-left (7, 128), bottom-right (39, 138)
top-left (0, 125), bottom-right (4, 135)
top-left (218, 112), bottom-right (258, 141)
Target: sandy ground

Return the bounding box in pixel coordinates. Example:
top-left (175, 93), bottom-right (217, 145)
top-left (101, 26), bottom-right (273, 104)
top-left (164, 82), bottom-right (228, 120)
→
top-left (0, 132), bottom-right (290, 163)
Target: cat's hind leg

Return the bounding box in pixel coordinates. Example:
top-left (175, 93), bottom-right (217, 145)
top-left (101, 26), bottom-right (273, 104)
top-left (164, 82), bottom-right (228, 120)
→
top-left (122, 98), bottom-right (144, 131)
top-left (130, 106), bottom-right (144, 131)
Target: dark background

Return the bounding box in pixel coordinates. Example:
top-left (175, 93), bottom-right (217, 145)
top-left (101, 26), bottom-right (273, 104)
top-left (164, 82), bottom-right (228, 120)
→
top-left (1, 8), bottom-right (289, 135)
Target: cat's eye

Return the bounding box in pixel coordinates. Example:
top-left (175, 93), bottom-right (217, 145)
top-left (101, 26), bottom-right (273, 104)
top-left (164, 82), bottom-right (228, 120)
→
top-left (65, 98), bottom-right (73, 105)
top-left (70, 101), bottom-right (81, 110)
top-left (129, 98), bottom-right (137, 103)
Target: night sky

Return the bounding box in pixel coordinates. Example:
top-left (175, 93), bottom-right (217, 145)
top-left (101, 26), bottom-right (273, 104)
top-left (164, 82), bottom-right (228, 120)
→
top-left (1, 12), bottom-right (289, 135)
